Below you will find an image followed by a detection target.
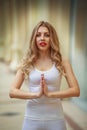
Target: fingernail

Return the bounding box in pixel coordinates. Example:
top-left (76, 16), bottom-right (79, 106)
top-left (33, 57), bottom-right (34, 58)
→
top-left (41, 74), bottom-right (44, 77)
top-left (41, 74), bottom-right (44, 80)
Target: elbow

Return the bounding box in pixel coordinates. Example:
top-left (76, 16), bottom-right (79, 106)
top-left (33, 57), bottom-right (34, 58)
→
top-left (9, 91), bottom-right (13, 98)
top-left (74, 87), bottom-right (80, 97)
top-left (9, 89), bottom-right (16, 98)
top-left (76, 90), bottom-right (80, 97)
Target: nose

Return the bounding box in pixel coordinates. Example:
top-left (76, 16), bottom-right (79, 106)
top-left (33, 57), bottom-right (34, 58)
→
top-left (41, 34), bottom-right (44, 40)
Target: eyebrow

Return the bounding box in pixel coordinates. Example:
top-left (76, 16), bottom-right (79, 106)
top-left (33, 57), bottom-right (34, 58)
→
top-left (37, 31), bottom-right (49, 33)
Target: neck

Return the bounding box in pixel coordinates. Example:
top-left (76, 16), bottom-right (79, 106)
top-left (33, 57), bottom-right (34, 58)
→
top-left (38, 50), bottom-right (51, 60)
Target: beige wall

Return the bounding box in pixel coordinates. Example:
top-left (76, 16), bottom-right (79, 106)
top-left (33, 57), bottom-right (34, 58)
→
top-left (0, 0), bottom-right (70, 64)
top-left (0, 0), bottom-right (70, 91)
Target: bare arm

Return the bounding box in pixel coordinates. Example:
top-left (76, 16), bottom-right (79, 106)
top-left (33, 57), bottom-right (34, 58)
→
top-left (9, 70), bottom-right (43, 99)
top-left (44, 59), bottom-right (80, 98)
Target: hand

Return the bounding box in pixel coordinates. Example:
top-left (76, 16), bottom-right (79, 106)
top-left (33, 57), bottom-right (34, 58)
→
top-left (40, 74), bottom-right (49, 97)
top-left (37, 84), bottom-right (44, 98)
top-left (35, 74), bottom-right (44, 98)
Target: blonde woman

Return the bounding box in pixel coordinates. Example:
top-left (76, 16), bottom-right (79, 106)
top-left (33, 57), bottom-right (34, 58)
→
top-left (9, 21), bottom-right (80, 130)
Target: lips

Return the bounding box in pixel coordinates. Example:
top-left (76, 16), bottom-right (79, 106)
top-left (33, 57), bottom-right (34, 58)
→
top-left (39, 42), bottom-right (47, 47)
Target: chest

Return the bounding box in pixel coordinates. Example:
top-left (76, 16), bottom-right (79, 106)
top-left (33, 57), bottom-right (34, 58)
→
top-left (29, 66), bottom-right (61, 86)
top-left (35, 60), bottom-right (53, 71)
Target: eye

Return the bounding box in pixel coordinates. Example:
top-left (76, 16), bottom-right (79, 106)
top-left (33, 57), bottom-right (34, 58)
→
top-left (44, 33), bottom-right (50, 37)
top-left (36, 33), bottom-right (41, 37)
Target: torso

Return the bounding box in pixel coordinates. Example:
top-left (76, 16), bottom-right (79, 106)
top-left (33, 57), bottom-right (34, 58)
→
top-left (24, 62), bottom-right (64, 120)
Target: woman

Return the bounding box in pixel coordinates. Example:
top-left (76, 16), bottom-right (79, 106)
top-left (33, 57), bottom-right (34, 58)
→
top-left (9, 21), bottom-right (80, 130)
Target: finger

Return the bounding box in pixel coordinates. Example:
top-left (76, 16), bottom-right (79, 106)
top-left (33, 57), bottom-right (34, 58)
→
top-left (41, 74), bottom-right (44, 80)
top-left (40, 80), bottom-right (44, 88)
top-left (40, 80), bottom-right (43, 87)
top-left (41, 74), bottom-right (44, 77)
top-left (41, 74), bottom-right (45, 86)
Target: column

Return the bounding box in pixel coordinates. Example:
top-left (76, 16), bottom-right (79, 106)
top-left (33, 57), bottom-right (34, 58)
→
top-left (70, 0), bottom-right (87, 111)
top-left (10, 0), bottom-right (19, 71)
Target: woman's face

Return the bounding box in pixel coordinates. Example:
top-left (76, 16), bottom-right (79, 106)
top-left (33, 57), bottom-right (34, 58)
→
top-left (35, 26), bottom-right (50, 52)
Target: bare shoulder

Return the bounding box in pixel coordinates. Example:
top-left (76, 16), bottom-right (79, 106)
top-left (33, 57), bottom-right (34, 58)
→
top-left (15, 69), bottom-right (25, 80)
top-left (11, 69), bottom-right (25, 89)
top-left (62, 57), bottom-right (71, 67)
top-left (62, 57), bottom-right (75, 78)
top-left (62, 57), bottom-right (74, 75)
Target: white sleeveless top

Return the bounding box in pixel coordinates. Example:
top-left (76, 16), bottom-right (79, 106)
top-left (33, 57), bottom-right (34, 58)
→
top-left (24, 64), bottom-right (64, 120)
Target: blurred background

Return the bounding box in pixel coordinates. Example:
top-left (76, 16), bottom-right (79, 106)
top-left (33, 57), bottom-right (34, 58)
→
top-left (0, 0), bottom-right (87, 130)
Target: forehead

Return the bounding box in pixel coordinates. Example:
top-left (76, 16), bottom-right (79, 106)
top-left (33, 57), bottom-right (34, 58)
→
top-left (37, 26), bottom-right (49, 33)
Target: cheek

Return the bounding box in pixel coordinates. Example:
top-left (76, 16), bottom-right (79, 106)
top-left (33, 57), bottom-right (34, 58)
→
top-left (35, 42), bottom-right (41, 50)
top-left (35, 38), bottom-right (38, 43)
top-left (35, 38), bottom-right (39, 46)
top-left (47, 40), bottom-right (51, 47)
top-left (47, 38), bottom-right (50, 44)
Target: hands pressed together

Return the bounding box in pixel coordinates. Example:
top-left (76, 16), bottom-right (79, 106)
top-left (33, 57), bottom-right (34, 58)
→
top-left (37, 74), bottom-right (50, 98)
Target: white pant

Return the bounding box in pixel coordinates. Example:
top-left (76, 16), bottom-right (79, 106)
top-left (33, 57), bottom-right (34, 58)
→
top-left (22, 118), bottom-right (67, 130)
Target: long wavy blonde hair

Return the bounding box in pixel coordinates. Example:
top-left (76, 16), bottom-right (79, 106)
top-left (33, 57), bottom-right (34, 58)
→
top-left (18, 21), bottom-right (65, 78)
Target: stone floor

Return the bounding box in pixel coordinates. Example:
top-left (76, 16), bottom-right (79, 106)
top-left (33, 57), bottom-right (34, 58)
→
top-left (0, 61), bottom-right (87, 130)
